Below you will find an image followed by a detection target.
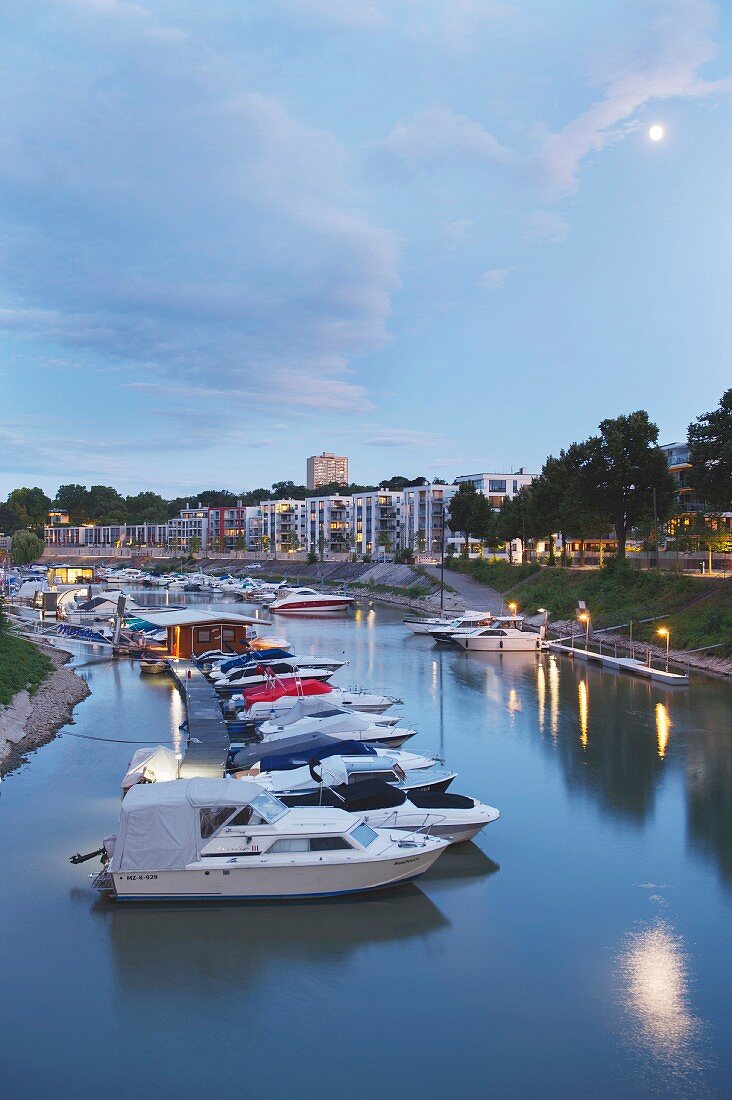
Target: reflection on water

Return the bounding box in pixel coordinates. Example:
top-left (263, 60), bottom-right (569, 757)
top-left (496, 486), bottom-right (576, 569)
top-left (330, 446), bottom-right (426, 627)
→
top-left (578, 679), bottom-right (589, 751)
top-left (107, 886), bottom-right (449, 991)
top-left (618, 919), bottom-right (709, 1090)
top-left (656, 703), bottom-right (670, 760)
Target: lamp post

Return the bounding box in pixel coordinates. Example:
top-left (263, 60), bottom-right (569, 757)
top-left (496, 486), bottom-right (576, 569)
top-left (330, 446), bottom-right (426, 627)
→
top-left (657, 627), bottom-right (670, 672)
top-left (175, 751), bottom-right (183, 780)
top-left (508, 601), bottom-right (518, 618)
top-left (537, 607), bottom-right (549, 641)
top-left (579, 611), bottom-right (590, 651)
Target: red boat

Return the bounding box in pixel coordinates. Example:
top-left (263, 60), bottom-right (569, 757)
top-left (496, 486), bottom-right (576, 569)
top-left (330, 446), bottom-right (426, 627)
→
top-left (242, 677), bottom-right (332, 706)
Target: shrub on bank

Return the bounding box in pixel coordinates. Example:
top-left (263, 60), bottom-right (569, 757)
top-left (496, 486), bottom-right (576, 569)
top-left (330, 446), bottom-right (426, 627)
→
top-left (446, 559), bottom-right (540, 592)
top-left (0, 604), bottom-right (53, 706)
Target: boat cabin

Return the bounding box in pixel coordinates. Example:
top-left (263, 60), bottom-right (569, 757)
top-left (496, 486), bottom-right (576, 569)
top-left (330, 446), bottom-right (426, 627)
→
top-left (128, 609), bottom-right (270, 659)
top-left (47, 565), bottom-right (94, 585)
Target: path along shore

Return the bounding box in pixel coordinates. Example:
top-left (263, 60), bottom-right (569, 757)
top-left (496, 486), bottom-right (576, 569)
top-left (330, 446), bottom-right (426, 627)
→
top-left (0, 638), bottom-right (90, 778)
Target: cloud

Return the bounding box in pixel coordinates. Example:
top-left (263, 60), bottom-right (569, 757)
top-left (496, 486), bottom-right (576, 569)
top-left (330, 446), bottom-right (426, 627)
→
top-left (480, 267), bottom-right (509, 289)
top-left (443, 219), bottom-right (473, 250)
top-left (379, 105), bottom-right (514, 169)
top-left (267, 0), bottom-right (385, 28)
top-left (523, 211), bottom-right (569, 243)
top-left (0, 2), bottom-right (398, 413)
top-left (534, 0), bottom-right (732, 198)
top-left (354, 427), bottom-right (447, 448)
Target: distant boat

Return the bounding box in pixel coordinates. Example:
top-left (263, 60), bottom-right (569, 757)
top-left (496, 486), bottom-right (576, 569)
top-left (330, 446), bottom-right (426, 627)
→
top-left (270, 586), bottom-right (354, 616)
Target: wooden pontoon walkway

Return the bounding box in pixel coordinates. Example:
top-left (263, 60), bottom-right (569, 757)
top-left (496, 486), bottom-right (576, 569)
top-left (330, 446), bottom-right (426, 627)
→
top-left (169, 660), bottom-right (229, 778)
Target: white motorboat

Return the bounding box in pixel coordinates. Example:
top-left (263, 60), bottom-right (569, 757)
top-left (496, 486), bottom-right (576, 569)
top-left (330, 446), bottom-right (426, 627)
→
top-left (208, 654), bottom-right (346, 680)
top-left (257, 753), bottom-right (456, 798)
top-left (256, 707), bottom-right (416, 749)
top-left (426, 613), bottom-right (496, 644)
top-left (85, 779), bottom-right (448, 900)
top-left (270, 586), bottom-right (354, 616)
top-left (284, 777), bottom-right (500, 845)
top-left (244, 694), bottom-right (399, 725)
top-left (455, 616), bottom-right (543, 652)
top-left (256, 697), bottom-right (402, 733)
top-left (213, 661), bottom-right (336, 693)
top-left (404, 609), bottom-right (487, 636)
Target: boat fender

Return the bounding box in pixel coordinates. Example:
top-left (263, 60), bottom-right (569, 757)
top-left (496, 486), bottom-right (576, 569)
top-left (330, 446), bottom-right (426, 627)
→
top-left (308, 760), bottom-right (323, 784)
top-left (499, 640), bottom-right (503, 650)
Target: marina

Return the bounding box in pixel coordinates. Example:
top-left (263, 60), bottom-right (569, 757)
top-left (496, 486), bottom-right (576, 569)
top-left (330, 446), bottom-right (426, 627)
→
top-left (1, 594), bottom-right (731, 1095)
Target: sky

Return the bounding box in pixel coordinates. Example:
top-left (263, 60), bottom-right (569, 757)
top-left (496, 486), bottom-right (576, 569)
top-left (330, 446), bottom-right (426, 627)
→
top-left (1, 0), bottom-right (731, 499)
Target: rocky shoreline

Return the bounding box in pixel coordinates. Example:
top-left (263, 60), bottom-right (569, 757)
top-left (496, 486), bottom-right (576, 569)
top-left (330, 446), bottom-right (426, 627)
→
top-left (0, 639), bottom-right (91, 777)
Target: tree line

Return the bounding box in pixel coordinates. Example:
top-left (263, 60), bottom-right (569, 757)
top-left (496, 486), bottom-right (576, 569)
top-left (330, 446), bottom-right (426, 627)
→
top-left (0, 474), bottom-right (436, 534)
top-left (448, 392), bottom-right (732, 561)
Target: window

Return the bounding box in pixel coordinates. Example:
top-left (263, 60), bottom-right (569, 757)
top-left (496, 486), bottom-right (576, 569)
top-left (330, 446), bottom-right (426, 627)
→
top-left (227, 807), bottom-right (253, 827)
top-left (250, 791), bottom-right (288, 823)
top-left (488, 480), bottom-right (507, 493)
top-left (349, 771), bottom-right (397, 785)
top-left (222, 628), bottom-right (236, 643)
top-left (350, 823), bottom-right (379, 847)
top-left (268, 837), bottom-right (352, 853)
top-left (200, 806), bottom-right (239, 838)
top-left (513, 480), bottom-right (518, 494)
top-left (196, 629), bottom-right (212, 643)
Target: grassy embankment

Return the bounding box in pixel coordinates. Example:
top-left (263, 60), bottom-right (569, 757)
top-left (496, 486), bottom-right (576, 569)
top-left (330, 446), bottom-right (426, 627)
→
top-left (0, 607), bottom-right (53, 706)
top-left (447, 560), bottom-right (732, 656)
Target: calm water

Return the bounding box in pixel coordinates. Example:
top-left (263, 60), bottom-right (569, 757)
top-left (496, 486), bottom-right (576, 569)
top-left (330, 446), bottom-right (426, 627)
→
top-left (1, 598), bottom-right (731, 1098)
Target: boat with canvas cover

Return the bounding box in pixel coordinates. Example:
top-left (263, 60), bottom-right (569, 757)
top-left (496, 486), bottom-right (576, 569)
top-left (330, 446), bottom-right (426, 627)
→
top-left (270, 586), bottom-right (354, 616)
top-left (255, 753), bottom-right (456, 798)
top-left (282, 777), bottom-right (499, 845)
top-left (256, 696), bottom-right (401, 732)
top-left (213, 661), bottom-right (336, 693)
top-left (208, 652), bottom-right (346, 680)
top-left (245, 687), bottom-right (398, 721)
top-left (85, 778), bottom-right (448, 900)
top-left (256, 705), bottom-right (416, 749)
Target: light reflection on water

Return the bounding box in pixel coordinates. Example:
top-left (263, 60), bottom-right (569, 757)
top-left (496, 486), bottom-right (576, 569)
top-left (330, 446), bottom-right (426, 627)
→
top-left (618, 919), bottom-right (709, 1090)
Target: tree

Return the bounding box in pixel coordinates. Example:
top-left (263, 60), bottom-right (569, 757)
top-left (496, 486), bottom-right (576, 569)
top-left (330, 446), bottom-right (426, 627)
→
top-left (55, 483), bottom-right (90, 523)
top-left (6, 487), bottom-right (52, 529)
top-left (189, 536), bottom-right (201, 555)
top-left (376, 530), bottom-right (391, 557)
top-left (448, 482), bottom-right (478, 558)
top-left (86, 485), bottom-right (127, 523)
top-left (0, 503), bottom-right (25, 534)
top-left (125, 491), bottom-right (169, 523)
top-left (588, 411), bottom-right (674, 558)
top-left (688, 388), bottom-right (732, 511)
top-left (12, 530), bottom-right (44, 565)
top-left (468, 495), bottom-right (497, 558)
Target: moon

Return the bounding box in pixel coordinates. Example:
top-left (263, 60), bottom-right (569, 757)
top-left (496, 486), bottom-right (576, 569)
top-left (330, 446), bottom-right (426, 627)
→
top-left (649, 124), bottom-right (665, 142)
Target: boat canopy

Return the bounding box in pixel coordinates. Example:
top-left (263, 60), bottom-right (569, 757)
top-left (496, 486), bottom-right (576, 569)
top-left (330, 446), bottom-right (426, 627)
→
top-left (110, 778), bottom-right (265, 872)
top-left (121, 746), bottom-right (178, 792)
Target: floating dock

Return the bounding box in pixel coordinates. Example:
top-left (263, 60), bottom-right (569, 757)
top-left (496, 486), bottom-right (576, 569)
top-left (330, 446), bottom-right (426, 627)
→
top-left (546, 641), bottom-right (689, 686)
top-left (168, 660), bottom-right (230, 777)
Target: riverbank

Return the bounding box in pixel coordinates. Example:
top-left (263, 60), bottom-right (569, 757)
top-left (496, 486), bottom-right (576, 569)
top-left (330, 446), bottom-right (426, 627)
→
top-left (0, 638), bottom-right (91, 777)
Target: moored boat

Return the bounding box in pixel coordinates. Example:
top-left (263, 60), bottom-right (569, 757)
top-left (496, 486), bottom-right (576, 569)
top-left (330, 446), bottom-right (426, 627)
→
top-left (270, 586), bottom-right (354, 616)
top-left (82, 779), bottom-right (448, 901)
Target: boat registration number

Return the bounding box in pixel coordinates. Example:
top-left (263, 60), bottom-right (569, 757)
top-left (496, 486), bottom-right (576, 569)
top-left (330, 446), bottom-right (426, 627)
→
top-left (123, 874), bottom-right (159, 881)
top-left (394, 857), bottom-right (419, 866)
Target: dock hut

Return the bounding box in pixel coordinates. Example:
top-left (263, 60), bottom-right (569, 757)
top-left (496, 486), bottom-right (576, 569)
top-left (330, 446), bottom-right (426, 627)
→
top-left (127, 609), bottom-right (270, 659)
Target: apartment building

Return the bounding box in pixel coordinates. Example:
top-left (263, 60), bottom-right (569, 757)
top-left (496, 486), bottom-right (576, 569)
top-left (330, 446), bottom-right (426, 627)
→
top-left (260, 499), bottom-right (308, 554)
top-left (306, 452), bottom-right (349, 490)
top-left (401, 483), bottom-right (457, 556)
top-left (167, 504), bottom-right (209, 552)
top-left (44, 522), bottom-right (168, 548)
top-left (207, 503), bottom-right (263, 552)
top-left (453, 469), bottom-right (536, 508)
top-left (305, 495), bottom-right (353, 555)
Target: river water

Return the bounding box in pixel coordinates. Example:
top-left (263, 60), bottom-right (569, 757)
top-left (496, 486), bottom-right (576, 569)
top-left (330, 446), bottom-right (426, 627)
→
top-left (1, 596), bottom-right (731, 1098)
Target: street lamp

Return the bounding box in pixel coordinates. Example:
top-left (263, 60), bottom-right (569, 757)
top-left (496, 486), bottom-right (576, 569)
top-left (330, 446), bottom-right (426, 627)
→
top-left (175, 751), bottom-right (183, 780)
top-left (657, 627), bottom-right (670, 672)
top-left (537, 606), bottom-right (549, 640)
top-left (578, 611), bottom-right (590, 650)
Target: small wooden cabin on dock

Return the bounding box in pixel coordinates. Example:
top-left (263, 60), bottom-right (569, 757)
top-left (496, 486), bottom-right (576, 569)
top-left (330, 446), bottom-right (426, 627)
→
top-left (130, 609), bottom-right (269, 659)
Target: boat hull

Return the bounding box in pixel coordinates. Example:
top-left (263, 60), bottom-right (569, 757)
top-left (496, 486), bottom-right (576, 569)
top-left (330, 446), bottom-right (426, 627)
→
top-left (110, 846), bottom-right (443, 900)
top-left (458, 636), bottom-right (541, 652)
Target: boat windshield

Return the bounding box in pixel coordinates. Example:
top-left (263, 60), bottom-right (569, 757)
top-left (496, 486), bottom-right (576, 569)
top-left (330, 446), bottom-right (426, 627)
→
top-left (250, 790), bottom-right (288, 824)
top-left (350, 822), bottom-right (379, 847)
